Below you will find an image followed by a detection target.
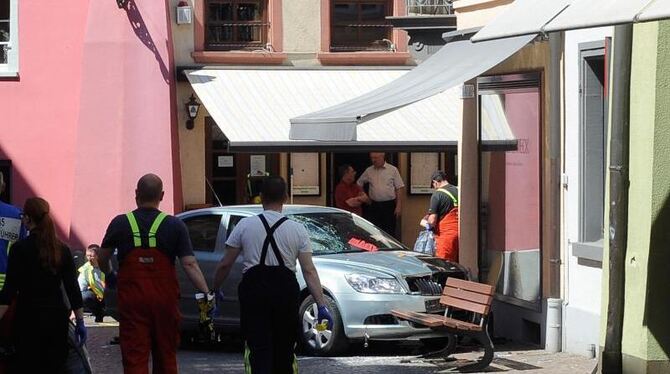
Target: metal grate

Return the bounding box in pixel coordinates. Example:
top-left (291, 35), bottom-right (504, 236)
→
top-left (405, 276), bottom-right (443, 296)
top-left (406, 0), bottom-right (453, 16)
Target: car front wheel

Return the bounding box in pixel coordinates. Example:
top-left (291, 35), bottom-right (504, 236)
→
top-left (298, 295), bottom-right (349, 356)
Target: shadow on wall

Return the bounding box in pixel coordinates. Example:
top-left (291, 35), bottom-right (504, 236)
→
top-left (121, 0), bottom-right (170, 84)
top-left (0, 150), bottom-right (90, 252)
top-left (644, 192), bottom-right (670, 358)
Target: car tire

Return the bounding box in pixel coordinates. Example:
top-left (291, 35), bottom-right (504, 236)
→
top-left (298, 295), bottom-right (349, 356)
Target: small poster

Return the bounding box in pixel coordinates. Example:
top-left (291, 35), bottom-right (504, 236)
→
top-left (217, 155), bottom-right (234, 168)
top-left (290, 153), bottom-right (320, 195)
top-left (250, 155), bottom-right (267, 176)
top-left (409, 153), bottom-right (440, 194)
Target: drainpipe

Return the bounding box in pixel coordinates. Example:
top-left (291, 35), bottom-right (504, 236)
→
top-left (601, 23), bottom-right (632, 374)
top-left (545, 31), bottom-right (564, 354)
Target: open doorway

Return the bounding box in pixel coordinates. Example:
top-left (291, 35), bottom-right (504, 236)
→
top-left (327, 152), bottom-right (398, 206)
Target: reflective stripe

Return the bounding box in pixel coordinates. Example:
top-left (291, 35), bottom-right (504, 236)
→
top-left (126, 213), bottom-right (142, 247)
top-left (292, 354), bottom-right (299, 373)
top-left (437, 188), bottom-right (458, 207)
top-left (148, 212), bottom-right (168, 248)
top-left (0, 273), bottom-right (5, 289)
top-left (244, 343), bottom-right (252, 374)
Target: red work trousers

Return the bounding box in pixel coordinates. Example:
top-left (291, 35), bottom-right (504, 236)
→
top-left (118, 248), bottom-right (180, 374)
top-left (435, 208), bottom-right (459, 262)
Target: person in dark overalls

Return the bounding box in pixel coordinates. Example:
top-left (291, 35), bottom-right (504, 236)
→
top-left (99, 174), bottom-right (211, 374)
top-left (213, 176), bottom-right (333, 374)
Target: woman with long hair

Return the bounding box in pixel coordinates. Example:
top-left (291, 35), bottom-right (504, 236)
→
top-left (0, 197), bottom-right (86, 373)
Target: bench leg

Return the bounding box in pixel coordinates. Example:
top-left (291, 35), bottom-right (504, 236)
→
top-left (419, 333), bottom-right (457, 359)
top-left (460, 329), bottom-right (494, 372)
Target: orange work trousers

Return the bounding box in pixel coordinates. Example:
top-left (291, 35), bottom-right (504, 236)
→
top-left (435, 208), bottom-right (459, 262)
top-left (118, 248), bottom-right (180, 374)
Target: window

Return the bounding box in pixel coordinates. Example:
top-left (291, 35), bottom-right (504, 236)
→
top-left (331, 1), bottom-right (393, 52)
top-left (579, 45), bottom-right (606, 244)
top-left (226, 215), bottom-right (244, 237)
top-left (183, 214), bottom-right (223, 252)
top-left (0, 0), bottom-right (18, 77)
top-left (205, 0), bottom-right (268, 51)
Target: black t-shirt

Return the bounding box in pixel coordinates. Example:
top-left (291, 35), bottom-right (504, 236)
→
top-left (0, 234), bottom-right (83, 311)
top-left (428, 184), bottom-right (459, 221)
top-left (101, 207), bottom-right (194, 265)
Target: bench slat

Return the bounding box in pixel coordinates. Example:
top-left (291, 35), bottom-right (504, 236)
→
top-left (390, 310), bottom-right (444, 327)
top-left (443, 287), bottom-right (493, 306)
top-left (440, 295), bottom-right (491, 315)
top-left (443, 317), bottom-right (483, 331)
top-left (446, 278), bottom-right (494, 296)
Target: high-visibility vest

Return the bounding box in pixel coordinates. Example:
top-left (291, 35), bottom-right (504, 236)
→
top-left (79, 262), bottom-right (106, 300)
top-left (126, 211), bottom-right (168, 248)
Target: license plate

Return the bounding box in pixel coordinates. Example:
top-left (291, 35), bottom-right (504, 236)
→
top-left (424, 298), bottom-right (444, 314)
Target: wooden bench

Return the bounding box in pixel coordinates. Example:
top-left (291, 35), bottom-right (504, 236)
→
top-left (391, 278), bottom-right (495, 371)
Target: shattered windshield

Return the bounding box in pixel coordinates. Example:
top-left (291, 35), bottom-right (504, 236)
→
top-left (289, 212), bottom-right (405, 255)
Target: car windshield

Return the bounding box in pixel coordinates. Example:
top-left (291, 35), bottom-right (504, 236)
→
top-left (289, 212), bottom-right (406, 255)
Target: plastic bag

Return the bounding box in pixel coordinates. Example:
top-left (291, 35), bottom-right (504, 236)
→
top-left (413, 229), bottom-right (435, 255)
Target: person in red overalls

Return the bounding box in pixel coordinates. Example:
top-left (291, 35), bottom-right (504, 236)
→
top-left (100, 174), bottom-right (211, 374)
top-left (425, 171), bottom-right (459, 262)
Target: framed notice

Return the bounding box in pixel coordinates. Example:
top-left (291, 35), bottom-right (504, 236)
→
top-left (289, 153), bottom-right (321, 196)
top-left (249, 155), bottom-right (267, 176)
top-left (409, 152), bottom-right (441, 195)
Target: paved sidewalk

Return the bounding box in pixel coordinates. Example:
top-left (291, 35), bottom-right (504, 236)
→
top-left (84, 316), bottom-right (596, 373)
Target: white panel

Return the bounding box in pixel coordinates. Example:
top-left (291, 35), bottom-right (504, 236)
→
top-left (289, 34), bottom-right (534, 141)
top-left (471, 0), bottom-right (570, 42)
top-left (186, 69), bottom-right (507, 149)
top-left (637, 0), bottom-right (670, 22)
top-left (544, 0), bottom-right (653, 32)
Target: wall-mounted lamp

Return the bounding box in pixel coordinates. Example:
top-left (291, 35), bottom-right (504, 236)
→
top-left (176, 1), bottom-right (193, 24)
top-left (116, 0), bottom-right (128, 9)
top-left (185, 94), bottom-right (201, 130)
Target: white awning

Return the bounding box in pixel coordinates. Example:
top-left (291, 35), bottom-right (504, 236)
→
top-left (185, 69), bottom-right (517, 152)
top-left (472, 0), bottom-right (670, 42)
top-left (471, 0), bottom-right (570, 42)
top-left (288, 34), bottom-right (534, 142)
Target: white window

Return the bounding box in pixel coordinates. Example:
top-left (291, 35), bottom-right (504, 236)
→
top-left (0, 0), bottom-right (18, 77)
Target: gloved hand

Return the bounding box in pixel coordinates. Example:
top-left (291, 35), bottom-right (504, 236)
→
top-left (317, 305), bottom-right (333, 330)
top-left (212, 290), bottom-right (225, 317)
top-left (195, 292), bottom-right (216, 343)
top-left (75, 318), bottom-right (87, 347)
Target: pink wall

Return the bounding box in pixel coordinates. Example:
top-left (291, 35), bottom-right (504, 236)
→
top-left (0, 0), bottom-right (181, 249)
top-left (487, 91), bottom-right (541, 252)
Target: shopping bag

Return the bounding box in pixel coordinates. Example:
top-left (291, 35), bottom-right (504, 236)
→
top-left (413, 229), bottom-right (435, 255)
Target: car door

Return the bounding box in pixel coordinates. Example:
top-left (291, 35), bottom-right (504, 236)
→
top-left (215, 213), bottom-right (248, 326)
top-left (178, 212), bottom-right (225, 324)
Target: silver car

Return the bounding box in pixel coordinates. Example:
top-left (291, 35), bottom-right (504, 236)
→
top-left (107, 205), bottom-right (468, 356)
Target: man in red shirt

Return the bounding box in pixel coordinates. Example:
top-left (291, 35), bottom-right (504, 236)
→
top-left (334, 164), bottom-right (369, 215)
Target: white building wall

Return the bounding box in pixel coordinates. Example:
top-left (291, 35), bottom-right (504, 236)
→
top-left (563, 26), bottom-right (613, 357)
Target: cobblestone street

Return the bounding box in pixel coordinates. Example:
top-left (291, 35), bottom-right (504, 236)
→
top-left (86, 319), bottom-right (596, 374)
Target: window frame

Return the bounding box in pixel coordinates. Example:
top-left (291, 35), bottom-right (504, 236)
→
top-left (193, 0), bottom-right (285, 64)
top-left (182, 213), bottom-right (225, 253)
top-left (330, 0), bottom-right (393, 52)
top-left (204, 0), bottom-right (269, 51)
top-left (318, 0), bottom-right (409, 65)
top-left (0, 0), bottom-right (18, 78)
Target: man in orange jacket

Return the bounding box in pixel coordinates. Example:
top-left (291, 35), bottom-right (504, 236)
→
top-left (425, 171), bottom-right (459, 262)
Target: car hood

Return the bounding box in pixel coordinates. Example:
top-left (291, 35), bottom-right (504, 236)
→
top-left (313, 250), bottom-right (460, 278)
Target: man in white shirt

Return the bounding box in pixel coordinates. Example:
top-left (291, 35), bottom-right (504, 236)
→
top-left (357, 152), bottom-right (405, 238)
top-left (213, 176), bottom-right (332, 374)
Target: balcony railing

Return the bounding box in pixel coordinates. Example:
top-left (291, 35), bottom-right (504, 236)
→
top-left (406, 0), bottom-right (454, 16)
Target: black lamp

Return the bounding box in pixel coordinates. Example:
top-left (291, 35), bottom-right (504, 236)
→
top-left (116, 0), bottom-right (128, 8)
top-left (185, 94), bottom-right (201, 130)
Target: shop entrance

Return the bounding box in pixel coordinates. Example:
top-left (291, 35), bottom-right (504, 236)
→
top-left (327, 152), bottom-right (398, 206)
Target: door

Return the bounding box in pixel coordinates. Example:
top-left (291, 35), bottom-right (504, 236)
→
top-left (328, 152), bottom-right (397, 206)
top-left (179, 213), bottom-right (225, 324)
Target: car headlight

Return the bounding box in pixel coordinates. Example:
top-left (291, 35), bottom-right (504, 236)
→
top-left (344, 273), bottom-right (404, 294)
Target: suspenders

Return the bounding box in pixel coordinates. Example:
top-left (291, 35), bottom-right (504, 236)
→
top-left (126, 212), bottom-right (168, 248)
top-left (258, 214), bottom-right (289, 267)
top-left (437, 188), bottom-right (459, 207)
